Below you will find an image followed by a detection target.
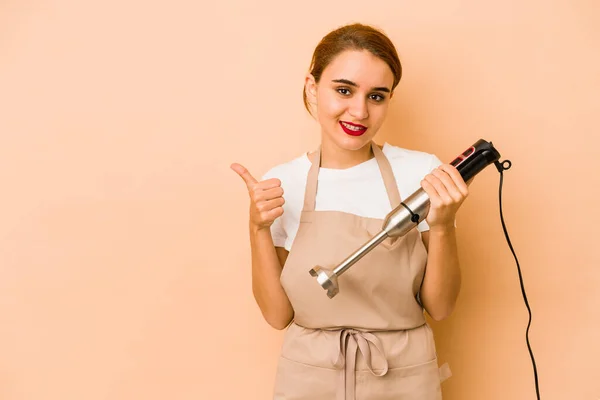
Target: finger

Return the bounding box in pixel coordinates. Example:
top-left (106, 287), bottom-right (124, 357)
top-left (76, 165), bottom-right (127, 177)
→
top-left (438, 164), bottom-right (469, 193)
top-left (424, 174), bottom-right (454, 205)
top-left (230, 163), bottom-right (258, 188)
top-left (255, 177), bottom-right (282, 190)
top-left (432, 168), bottom-right (464, 202)
top-left (421, 178), bottom-right (442, 205)
top-left (438, 164), bottom-right (469, 195)
top-left (253, 186), bottom-right (284, 202)
top-left (264, 206), bottom-right (284, 220)
top-left (256, 197), bottom-right (285, 213)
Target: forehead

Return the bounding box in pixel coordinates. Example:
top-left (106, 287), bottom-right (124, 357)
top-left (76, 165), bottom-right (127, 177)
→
top-left (321, 49), bottom-right (394, 88)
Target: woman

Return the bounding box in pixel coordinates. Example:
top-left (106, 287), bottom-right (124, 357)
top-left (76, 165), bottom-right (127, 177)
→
top-left (231, 22), bottom-right (468, 400)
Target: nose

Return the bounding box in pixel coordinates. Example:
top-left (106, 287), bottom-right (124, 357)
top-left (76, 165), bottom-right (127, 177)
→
top-left (348, 97), bottom-right (369, 120)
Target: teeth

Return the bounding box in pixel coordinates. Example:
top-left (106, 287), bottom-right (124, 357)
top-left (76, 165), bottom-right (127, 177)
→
top-left (342, 122), bottom-right (365, 131)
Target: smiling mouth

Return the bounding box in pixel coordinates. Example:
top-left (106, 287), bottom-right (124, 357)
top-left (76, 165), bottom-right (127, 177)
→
top-left (340, 121), bottom-right (367, 136)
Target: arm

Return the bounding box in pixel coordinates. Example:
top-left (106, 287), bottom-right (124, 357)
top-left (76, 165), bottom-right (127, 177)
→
top-left (418, 163), bottom-right (469, 321)
top-left (419, 227), bottom-right (461, 321)
top-left (249, 226), bottom-right (294, 330)
top-left (231, 162), bottom-right (294, 330)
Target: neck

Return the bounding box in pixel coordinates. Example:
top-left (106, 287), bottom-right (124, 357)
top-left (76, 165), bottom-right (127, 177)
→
top-left (320, 139), bottom-right (375, 169)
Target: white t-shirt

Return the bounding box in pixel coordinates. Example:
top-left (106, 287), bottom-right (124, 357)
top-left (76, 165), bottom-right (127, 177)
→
top-left (261, 142), bottom-right (443, 251)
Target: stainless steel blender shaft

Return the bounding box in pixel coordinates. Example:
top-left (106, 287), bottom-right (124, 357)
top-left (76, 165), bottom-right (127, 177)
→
top-left (308, 188), bottom-right (430, 298)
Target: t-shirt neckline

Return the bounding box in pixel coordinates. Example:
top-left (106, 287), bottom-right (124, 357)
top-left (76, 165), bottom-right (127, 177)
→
top-left (302, 142), bottom-right (390, 180)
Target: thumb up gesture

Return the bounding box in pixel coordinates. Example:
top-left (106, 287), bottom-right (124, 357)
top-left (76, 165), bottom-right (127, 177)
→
top-left (231, 163), bottom-right (285, 231)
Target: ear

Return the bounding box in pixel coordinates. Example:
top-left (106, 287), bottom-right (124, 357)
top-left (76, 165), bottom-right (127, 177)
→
top-left (304, 73), bottom-right (318, 105)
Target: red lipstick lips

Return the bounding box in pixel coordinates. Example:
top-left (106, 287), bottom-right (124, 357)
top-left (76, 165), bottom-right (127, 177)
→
top-left (339, 121), bottom-right (367, 136)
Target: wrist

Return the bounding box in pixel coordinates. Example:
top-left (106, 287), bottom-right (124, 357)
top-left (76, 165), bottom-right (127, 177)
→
top-left (428, 223), bottom-right (456, 235)
top-left (249, 222), bottom-right (270, 235)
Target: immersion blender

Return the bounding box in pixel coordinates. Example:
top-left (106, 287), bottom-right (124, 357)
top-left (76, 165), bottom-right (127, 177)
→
top-left (309, 139), bottom-right (502, 298)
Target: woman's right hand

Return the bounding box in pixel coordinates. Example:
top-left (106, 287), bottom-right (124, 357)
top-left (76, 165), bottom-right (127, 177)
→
top-left (231, 163), bottom-right (285, 231)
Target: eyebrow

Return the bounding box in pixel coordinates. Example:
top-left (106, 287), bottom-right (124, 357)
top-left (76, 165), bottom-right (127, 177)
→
top-left (332, 78), bottom-right (391, 93)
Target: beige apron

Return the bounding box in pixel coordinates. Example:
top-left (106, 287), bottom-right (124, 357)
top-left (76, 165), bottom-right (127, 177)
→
top-left (273, 141), bottom-right (450, 400)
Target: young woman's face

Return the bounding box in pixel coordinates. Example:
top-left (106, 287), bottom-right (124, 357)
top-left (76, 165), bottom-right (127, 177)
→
top-left (306, 49), bottom-right (395, 152)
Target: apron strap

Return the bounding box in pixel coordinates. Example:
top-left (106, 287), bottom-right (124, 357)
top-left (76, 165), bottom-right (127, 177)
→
top-left (439, 362), bottom-right (452, 383)
top-left (303, 142), bottom-right (402, 212)
top-left (371, 143), bottom-right (402, 209)
top-left (303, 146), bottom-right (322, 212)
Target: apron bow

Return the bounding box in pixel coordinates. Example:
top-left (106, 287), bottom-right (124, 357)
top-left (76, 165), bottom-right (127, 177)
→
top-left (334, 329), bottom-right (390, 400)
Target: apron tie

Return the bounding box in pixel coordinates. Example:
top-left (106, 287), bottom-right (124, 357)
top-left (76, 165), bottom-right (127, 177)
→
top-left (334, 329), bottom-right (389, 400)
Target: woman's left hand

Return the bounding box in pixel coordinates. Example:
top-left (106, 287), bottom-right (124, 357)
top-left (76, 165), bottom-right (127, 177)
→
top-left (420, 164), bottom-right (470, 230)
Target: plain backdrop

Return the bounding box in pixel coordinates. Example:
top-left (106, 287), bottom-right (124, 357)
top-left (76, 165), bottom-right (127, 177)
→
top-left (1, 0), bottom-right (599, 399)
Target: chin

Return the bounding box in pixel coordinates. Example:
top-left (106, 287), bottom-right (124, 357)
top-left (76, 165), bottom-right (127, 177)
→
top-left (344, 139), bottom-right (372, 151)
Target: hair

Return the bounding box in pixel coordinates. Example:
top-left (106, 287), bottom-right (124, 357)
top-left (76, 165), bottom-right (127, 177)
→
top-left (303, 23), bottom-right (402, 116)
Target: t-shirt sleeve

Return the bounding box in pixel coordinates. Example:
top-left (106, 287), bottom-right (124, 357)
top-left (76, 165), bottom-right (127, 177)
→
top-left (269, 211), bottom-right (287, 248)
top-left (261, 170), bottom-right (288, 248)
top-left (417, 153), bottom-right (457, 232)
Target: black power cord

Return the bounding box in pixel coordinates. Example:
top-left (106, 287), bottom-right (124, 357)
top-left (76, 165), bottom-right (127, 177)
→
top-left (494, 159), bottom-right (540, 400)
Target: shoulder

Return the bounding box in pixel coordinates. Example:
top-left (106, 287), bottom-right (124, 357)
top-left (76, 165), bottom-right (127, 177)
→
top-left (382, 143), bottom-right (442, 175)
top-left (261, 151), bottom-right (312, 187)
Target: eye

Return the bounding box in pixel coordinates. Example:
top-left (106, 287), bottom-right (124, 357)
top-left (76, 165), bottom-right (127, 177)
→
top-left (336, 87), bottom-right (351, 96)
top-left (370, 93), bottom-right (385, 102)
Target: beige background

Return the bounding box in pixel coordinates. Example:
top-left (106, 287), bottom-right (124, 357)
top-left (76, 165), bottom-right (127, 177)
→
top-left (1, 0), bottom-right (599, 399)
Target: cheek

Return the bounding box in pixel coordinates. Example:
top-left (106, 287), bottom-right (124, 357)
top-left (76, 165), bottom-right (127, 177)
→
top-left (317, 91), bottom-right (345, 119)
top-left (369, 104), bottom-right (390, 124)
